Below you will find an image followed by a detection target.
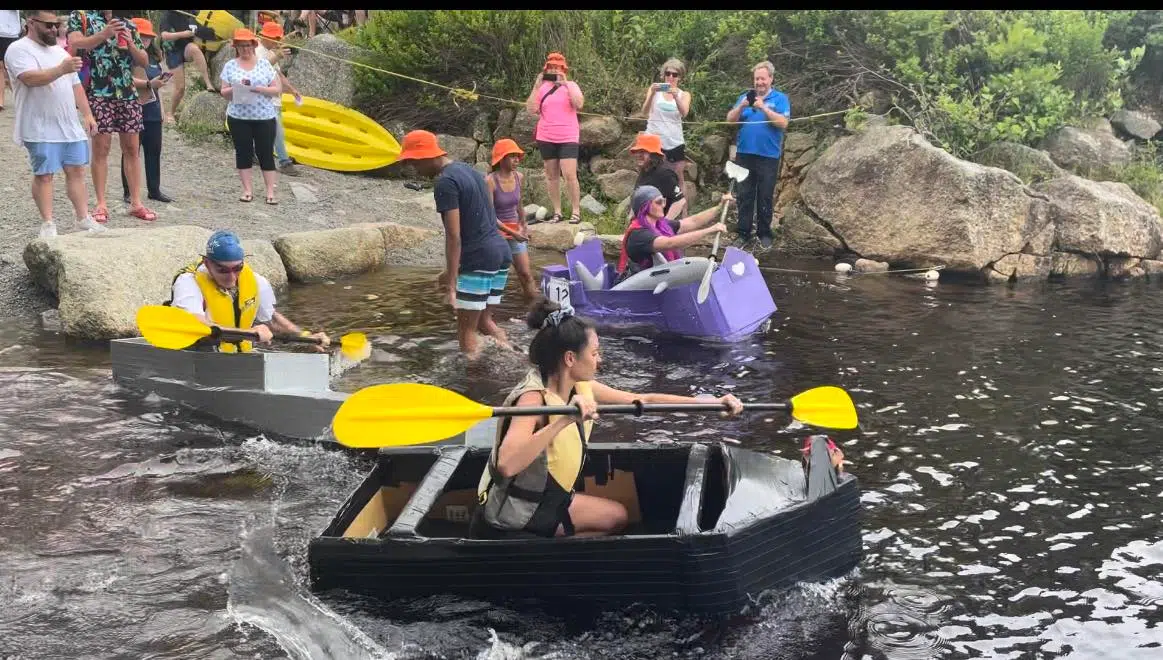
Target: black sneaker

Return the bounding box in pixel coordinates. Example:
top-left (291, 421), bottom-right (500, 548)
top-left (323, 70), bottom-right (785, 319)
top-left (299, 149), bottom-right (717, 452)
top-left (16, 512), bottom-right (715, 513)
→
top-left (758, 236), bottom-right (773, 250)
top-left (733, 235), bottom-right (752, 249)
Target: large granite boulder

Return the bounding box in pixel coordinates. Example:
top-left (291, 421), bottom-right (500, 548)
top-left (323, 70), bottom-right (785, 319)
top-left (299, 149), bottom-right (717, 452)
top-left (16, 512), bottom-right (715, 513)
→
top-left (972, 141), bottom-right (1066, 184)
top-left (1032, 176), bottom-right (1163, 259)
top-left (22, 225), bottom-right (284, 339)
top-left (597, 170), bottom-right (638, 202)
top-left (273, 222), bottom-right (438, 282)
top-left (1110, 109), bottom-right (1161, 141)
top-left (800, 125), bottom-right (1051, 272)
top-left (286, 34), bottom-right (370, 108)
top-left (579, 116), bottom-right (622, 149)
top-left (177, 91), bottom-right (228, 134)
top-left (1040, 123), bottom-right (1133, 179)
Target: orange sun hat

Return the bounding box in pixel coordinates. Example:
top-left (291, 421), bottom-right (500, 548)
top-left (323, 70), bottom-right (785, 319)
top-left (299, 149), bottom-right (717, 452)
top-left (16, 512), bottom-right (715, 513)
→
top-left (629, 132), bottom-right (664, 156)
top-left (544, 51), bottom-right (569, 71)
top-left (259, 21), bottom-right (284, 40)
top-left (131, 17), bottom-right (156, 39)
top-left (491, 139), bottom-right (525, 167)
top-left (397, 130), bottom-right (448, 161)
top-left (232, 28), bottom-right (259, 45)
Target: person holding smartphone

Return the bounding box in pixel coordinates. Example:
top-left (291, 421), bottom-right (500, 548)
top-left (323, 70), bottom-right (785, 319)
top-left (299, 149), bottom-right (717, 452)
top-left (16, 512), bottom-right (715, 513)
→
top-left (725, 60), bottom-right (790, 251)
top-left (120, 18), bottom-right (172, 204)
top-left (641, 58), bottom-right (691, 216)
top-left (524, 52), bottom-right (584, 225)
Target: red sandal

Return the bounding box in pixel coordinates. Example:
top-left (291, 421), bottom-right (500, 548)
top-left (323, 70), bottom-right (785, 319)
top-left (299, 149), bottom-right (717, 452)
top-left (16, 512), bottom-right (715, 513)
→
top-left (128, 205), bottom-right (157, 222)
top-left (92, 206), bottom-right (109, 223)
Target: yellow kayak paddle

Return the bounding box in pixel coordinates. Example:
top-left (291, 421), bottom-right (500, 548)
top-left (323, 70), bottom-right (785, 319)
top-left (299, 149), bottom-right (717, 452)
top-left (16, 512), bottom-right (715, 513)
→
top-left (135, 305), bottom-right (370, 360)
top-left (331, 382), bottom-right (859, 449)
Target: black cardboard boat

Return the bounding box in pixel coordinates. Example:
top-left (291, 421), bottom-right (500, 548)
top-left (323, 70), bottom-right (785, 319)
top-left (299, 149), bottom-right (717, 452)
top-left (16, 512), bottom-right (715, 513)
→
top-left (307, 436), bottom-right (862, 615)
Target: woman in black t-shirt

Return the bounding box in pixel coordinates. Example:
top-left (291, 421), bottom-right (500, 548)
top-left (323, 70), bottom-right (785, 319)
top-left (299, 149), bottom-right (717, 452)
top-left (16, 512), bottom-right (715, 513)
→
top-left (629, 132), bottom-right (687, 219)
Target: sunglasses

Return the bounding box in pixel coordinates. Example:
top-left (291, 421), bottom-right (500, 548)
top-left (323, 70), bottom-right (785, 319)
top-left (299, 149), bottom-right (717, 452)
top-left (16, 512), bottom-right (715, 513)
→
top-left (208, 260), bottom-right (244, 274)
top-left (28, 18), bottom-right (64, 27)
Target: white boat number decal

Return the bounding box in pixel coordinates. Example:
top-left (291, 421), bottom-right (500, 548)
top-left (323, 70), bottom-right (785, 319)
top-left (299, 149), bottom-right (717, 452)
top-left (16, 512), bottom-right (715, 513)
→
top-left (544, 277), bottom-right (571, 307)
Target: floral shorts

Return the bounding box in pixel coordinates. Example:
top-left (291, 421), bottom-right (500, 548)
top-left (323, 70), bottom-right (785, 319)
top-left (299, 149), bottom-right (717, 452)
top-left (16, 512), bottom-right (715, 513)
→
top-left (88, 96), bottom-right (144, 134)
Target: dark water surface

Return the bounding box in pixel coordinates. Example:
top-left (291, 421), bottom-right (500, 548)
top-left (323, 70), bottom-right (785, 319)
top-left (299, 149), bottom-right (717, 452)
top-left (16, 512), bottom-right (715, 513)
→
top-left (2, 250), bottom-right (1163, 659)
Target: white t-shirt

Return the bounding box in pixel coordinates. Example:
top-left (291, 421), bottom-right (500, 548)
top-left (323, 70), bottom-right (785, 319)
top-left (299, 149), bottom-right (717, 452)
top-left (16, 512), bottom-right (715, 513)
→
top-left (0, 10), bottom-right (21, 38)
top-left (4, 37), bottom-right (87, 145)
top-left (171, 266), bottom-right (277, 326)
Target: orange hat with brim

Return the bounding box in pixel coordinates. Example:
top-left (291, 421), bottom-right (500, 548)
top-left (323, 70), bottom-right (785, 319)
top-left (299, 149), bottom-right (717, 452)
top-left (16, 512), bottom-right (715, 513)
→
top-left (629, 132), bottom-right (664, 157)
top-left (131, 18), bottom-right (156, 38)
top-left (544, 52), bottom-right (569, 71)
top-left (397, 130), bottom-right (448, 161)
top-left (232, 28), bottom-right (259, 45)
top-left (491, 138), bottom-right (525, 167)
top-left (259, 21), bottom-right (283, 40)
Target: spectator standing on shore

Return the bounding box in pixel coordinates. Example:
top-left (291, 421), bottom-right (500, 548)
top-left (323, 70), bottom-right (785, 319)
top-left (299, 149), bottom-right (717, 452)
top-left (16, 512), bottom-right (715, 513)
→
top-left (396, 130), bottom-right (514, 360)
top-left (67, 9), bottom-right (158, 224)
top-left (525, 52), bottom-right (584, 225)
top-left (158, 10), bottom-right (217, 124)
top-left (5, 10), bottom-right (102, 238)
top-left (219, 28), bottom-right (281, 205)
top-left (725, 60), bottom-right (790, 251)
top-left (120, 18), bottom-right (172, 205)
top-left (256, 21), bottom-right (303, 177)
top-left (0, 10), bottom-right (21, 111)
top-left (642, 58), bottom-right (691, 215)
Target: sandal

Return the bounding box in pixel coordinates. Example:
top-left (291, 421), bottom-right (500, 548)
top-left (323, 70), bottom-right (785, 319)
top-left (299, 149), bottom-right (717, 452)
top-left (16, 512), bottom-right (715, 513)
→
top-left (128, 205), bottom-right (158, 222)
top-left (265, 196), bottom-right (278, 206)
top-left (92, 206), bottom-right (109, 223)
top-left (548, 212), bottom-right (562, 224)
top-left (239, 193), bottom-right (253, 203)
top-left (568, 213), bottom-right (582, 224)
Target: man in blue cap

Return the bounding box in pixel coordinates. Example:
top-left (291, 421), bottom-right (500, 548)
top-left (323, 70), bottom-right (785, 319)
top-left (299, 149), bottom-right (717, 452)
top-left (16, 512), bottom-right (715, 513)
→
top-left (167, 229), bottom-right (329, 353)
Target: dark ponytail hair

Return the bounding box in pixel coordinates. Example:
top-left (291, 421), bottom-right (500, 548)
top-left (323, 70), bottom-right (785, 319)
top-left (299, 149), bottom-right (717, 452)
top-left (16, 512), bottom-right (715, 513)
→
top-left (526, 299), bottom-right (594, 381)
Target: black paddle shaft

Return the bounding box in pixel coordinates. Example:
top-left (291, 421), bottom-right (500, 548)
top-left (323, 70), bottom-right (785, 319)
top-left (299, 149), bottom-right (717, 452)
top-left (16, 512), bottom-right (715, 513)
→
top-left (490, 401), bottom-right (790, 418)
top-left (210, 326), bottom-right (322, 345)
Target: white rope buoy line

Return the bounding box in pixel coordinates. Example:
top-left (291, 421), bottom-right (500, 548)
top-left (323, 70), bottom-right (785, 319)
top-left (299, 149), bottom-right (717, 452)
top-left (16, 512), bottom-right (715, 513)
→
top-left (757, 263), bottom-right (946, 280)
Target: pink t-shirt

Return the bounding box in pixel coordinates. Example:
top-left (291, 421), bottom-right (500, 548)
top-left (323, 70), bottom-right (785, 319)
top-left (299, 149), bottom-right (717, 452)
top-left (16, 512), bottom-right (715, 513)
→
top-left (533, 81), bottom-right (580, 144)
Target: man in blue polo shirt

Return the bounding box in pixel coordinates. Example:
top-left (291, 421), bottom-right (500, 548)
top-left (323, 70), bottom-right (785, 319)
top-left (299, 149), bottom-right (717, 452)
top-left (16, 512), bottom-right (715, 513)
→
top-left (725, 60), bottom-right (790, 250)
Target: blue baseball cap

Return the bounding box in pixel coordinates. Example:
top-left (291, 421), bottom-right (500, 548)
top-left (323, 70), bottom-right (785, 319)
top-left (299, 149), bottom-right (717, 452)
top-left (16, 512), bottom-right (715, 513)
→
top-left (206, 230), bottom-right (245, 262)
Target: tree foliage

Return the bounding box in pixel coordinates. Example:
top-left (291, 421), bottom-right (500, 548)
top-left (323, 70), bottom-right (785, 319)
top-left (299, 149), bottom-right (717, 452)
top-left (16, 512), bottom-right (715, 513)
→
top-left (350, 10), bottom-right (1155, 156)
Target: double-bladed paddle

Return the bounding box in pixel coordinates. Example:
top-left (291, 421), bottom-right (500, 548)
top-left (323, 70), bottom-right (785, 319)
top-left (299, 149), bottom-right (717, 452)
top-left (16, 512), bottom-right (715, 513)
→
top-left (331, 382), bottom-right (859, 449)
top-left (135, 305), bottom-right (370, 360)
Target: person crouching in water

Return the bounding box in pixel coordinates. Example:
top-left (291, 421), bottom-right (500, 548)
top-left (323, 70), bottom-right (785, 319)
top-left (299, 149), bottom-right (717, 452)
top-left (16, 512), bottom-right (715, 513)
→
top-left (486, 138), bottom-right (538, 300)
top-left (616, 185), bottom-right (733, 282)
top-left (471, 299), bottom-right (743, 538)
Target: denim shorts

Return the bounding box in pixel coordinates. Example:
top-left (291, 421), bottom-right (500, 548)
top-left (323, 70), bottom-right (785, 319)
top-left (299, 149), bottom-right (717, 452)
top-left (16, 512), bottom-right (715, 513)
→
top-left (24, 140), bottom-right (90, 175)
top-left (507, 238), bottom-right (528, 255)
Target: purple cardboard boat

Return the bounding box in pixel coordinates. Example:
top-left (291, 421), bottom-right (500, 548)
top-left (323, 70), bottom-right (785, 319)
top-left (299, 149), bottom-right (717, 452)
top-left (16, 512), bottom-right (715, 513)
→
top-left (538, 238), bottom-right (777, 342)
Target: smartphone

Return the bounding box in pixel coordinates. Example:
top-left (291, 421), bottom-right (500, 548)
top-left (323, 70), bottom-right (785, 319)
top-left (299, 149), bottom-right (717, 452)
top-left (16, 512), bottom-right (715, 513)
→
top-left (159, 71), bottom-right (174, 82)
top-left (746, 89), bottom-right (757, 105)
top-left (659, 83), bottom-right (671, 92)
top-left (542, 72), bottom-right (558, 82)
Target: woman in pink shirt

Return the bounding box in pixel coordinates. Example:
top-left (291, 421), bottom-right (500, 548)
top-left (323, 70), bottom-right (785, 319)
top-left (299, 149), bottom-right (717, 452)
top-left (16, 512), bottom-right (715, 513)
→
top-left (524, 52), bottom-right (584, 224)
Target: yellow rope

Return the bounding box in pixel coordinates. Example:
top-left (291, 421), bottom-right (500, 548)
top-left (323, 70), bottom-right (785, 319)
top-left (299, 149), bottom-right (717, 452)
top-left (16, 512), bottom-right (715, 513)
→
top-left (174, 10), bottom-right (853, 129)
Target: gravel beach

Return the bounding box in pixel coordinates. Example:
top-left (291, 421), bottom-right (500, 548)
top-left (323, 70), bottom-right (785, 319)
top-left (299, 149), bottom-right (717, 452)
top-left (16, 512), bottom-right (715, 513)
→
top-left (0, 88), bottom-right (445, 321)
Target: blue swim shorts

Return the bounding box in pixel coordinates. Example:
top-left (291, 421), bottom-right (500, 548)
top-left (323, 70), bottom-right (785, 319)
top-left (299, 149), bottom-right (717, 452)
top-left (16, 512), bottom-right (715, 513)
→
top-left (455, 269), bottom-right (509, 311)
top-left (24, 140), bottom-right (90, 175)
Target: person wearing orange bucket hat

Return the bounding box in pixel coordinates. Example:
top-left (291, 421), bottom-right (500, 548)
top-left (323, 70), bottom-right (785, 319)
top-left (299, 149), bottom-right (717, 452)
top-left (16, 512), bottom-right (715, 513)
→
top-left (486, 138), bottom-right (538, 300)
top-left (398, 130), bottom-right (515, 360)
top-left (524, 51), bottom-right (584, 225)
top-left (256, 20), bottom-right (304, 176)
top-left (629, 132), bottom-right (685, 219)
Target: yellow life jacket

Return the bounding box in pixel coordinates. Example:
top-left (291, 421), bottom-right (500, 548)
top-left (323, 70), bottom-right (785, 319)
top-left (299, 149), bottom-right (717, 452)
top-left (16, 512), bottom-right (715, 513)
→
top-left (476, 369), bottom-right (594, 536)
top-left (168, 260), bottom-right (260, 353)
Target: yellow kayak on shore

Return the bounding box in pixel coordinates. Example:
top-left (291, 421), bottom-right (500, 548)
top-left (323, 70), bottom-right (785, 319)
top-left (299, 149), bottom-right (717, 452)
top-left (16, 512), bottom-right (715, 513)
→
top-left (194, 10), bottom-right (244, 53)
top-left (280, 95), bottom-right (402, 172)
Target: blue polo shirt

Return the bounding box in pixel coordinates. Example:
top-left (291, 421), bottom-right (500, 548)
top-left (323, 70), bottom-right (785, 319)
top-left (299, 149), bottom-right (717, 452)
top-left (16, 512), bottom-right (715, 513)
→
top-left (734, 89), bottom-right (791, 159)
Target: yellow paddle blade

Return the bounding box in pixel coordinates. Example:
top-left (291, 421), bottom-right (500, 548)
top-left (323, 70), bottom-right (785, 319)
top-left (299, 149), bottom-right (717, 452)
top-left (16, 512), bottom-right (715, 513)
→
top-left (332, 382), bottom-right (494, 449)
top-left (789, 386), bottom-right (859, 430)
top-left (337, 332), bottom-right (371, 361)
top-left (135, 305), bottom-right (212, 350)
